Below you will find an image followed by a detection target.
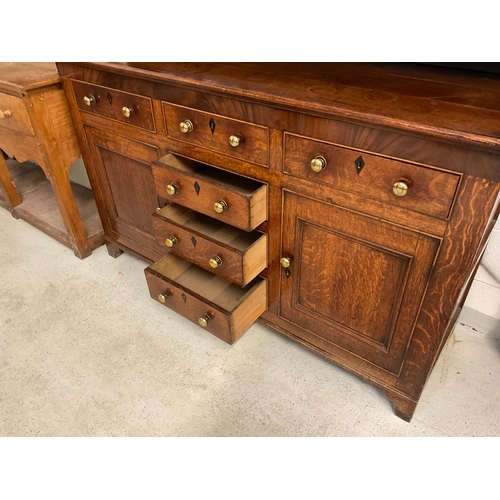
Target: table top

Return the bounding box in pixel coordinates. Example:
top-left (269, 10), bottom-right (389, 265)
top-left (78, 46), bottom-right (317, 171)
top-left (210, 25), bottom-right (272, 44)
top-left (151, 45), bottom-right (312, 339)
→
top-left (0, 63), bottom-right (60, 96)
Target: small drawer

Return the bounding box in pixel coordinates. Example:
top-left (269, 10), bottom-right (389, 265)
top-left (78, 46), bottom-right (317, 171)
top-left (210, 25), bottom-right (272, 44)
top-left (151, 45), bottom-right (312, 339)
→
top-left (145, 253), bottom-right (267, 344)
top-left (284, 133), bottom-right (460, 219)
top-left (71, 79), bottom-right (155, 132)
top-left (163, 102), bottom-right (269, 166)
top-left (153, 204), bottom-right (267, 286)
top-left (0, 92), bottom-right (34, 136)
top-left (152, 154), bottom-right (267, 231)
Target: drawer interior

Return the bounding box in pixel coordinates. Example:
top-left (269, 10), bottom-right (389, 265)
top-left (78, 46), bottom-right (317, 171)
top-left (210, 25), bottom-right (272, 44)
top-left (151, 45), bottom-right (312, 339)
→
top-left (149, 253), bottom-right (264, 312)
top-left (156, 154), bottom-right (263, 194)
top-left (157, 204), bottom-right (264, 250)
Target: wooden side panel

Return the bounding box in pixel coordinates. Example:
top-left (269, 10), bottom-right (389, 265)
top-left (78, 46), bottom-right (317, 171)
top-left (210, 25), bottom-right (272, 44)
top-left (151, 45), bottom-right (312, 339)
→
top-left (35, 87), bottom-right (81, 170)
top-left (231, 279), bottom-right (267, 342)
top-left (0, 127), bottom-right (43, 165)
top-left (396, 175), bottom-right (500, 399)
top-left (0, 92), bottom-right (34, 135)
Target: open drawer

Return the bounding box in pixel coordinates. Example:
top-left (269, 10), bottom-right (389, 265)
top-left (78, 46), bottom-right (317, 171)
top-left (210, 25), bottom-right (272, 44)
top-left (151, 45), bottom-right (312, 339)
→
top-left (145, 253), bottom-right (267, 344)
top-left (153, 204), bottom-right (268, 286)
top-left (152, 154), bottom-right (267, 231)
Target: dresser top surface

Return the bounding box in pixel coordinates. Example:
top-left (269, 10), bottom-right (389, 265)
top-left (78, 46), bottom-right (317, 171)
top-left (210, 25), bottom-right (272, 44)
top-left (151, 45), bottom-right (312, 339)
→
top-left (0, 62), bottom-right (60, 96)
top-left (73, 62), bottom-right (500, 150)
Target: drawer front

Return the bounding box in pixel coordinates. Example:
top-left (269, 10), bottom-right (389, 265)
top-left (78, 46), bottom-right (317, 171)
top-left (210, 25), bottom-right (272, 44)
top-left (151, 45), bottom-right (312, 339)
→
top-left (153, 205), bottom-right (267, 286)
top-left (71, 79), bottom-right (155, 132)
top-left (163, 102), bottom-right (269, 166)
top-left (145, 254), bottom-right (267, 344)
top-left (0, 93), bottom-right (34, 136)
top-left (152, 154), bottom-right (267, 231)
top-left (284, 133), bottom-right (460, 219)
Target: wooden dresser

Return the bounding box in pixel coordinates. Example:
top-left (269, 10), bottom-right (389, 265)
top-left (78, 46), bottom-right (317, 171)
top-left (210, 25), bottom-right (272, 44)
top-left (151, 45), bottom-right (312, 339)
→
top-left (0, 63), bottom-right (104, 258)
top-left (56, 62), bottom-right (500, 421)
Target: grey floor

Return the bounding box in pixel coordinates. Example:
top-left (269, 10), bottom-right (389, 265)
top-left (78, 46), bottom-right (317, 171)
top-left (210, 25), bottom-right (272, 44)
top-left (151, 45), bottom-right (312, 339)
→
top-left (1, 206), bottom-right (499, 437)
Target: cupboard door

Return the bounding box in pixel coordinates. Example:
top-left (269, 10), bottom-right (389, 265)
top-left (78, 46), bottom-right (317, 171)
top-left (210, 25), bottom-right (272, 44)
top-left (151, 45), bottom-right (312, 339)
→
top-left (280, 191), bottom-right (440, 374)
top-left (84, 126), bottom-right (161, 257)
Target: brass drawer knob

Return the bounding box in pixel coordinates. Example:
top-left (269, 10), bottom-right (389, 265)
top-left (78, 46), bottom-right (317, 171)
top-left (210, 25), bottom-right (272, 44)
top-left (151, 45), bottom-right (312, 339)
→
top-left (393, 180), bottom-right (409, 197)
top-left (180, 120), bottom-right (193, 133)
top-left (209, 255), bottom-right (222, 269)
top-left (213, 200), bottom-right (228, 214)
top-left (158, 292), bottom-right (168, 303)
top-left (199, 314), bottom-right (211, 327)
top-left (229, 135), bottom-right (242, 147)
top-left (166, 183), bottom-right (179, 196)
top-left (310, 156), bottom-right (327, 172)
top-left (280, 257), bottom-right (291, 268)
top-left (122, 106), bottom-right (133, 118)
top-left (165, 236), bottom-right (178, 248)
top-left (0, 109), bottom-right (12, 119)
top-left (83, 94), bottom-right (96, 106)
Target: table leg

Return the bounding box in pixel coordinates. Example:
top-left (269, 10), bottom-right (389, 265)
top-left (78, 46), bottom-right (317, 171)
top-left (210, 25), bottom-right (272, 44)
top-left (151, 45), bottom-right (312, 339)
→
top-left (0, 151), bottom-right (22, 208)
top-left (46, 163), bottom-right (93, 259)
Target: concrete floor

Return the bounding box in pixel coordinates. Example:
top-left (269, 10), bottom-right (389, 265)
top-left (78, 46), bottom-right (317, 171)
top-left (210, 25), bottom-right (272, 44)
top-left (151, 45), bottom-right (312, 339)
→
top-left (1, 207), bottom-right (499, 437)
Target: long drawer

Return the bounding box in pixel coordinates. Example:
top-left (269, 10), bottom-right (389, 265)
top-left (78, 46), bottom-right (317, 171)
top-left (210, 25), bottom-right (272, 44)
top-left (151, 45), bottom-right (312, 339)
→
top-left (284, 133), bottom-right (461, 220)
top-left (145, 253), bottom-right (267, 344)
top-left (153, 204), bottom-right (267, 286)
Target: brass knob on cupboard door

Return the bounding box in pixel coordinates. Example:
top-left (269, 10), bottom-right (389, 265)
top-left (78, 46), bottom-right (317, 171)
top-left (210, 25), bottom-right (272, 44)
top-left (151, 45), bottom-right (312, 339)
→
top-left (310, 156), bottom-right (327, 172)
top-left (280, 257), bottom-right (291, 268)
top-left (165, 236), bottom-right (178, 248)
top-left (213, 200), bottom-right (228, 214)
top-left (158, 293), bottom-right (168, 303)
top-left (199, 314), bottom-right (211, 328)
top-left (83, 94), bottom-right (96, 106)
top-left (179, 120), bottom-right (193, 133)
top-left (209, 256), bottom-right (222, 269)
top-left (228, 135), bottom-right (242, 147)
top-left (166, 183), bottom-right (179, 196)
top-left (393, 180), bottom-right (409, 197)
top-left (122, 106), bottom-right (133, 118)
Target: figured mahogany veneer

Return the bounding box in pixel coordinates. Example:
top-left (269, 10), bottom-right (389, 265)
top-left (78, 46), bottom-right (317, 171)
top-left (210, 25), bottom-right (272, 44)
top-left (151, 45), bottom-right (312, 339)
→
top-left (56, 62), bottom-right (500, 421)
top-left (284, 133), bottom-right (461, 220)
top-left (72, 80), bottom-right (155, 132)
top-left (163, 102), bottom-right (269, 166)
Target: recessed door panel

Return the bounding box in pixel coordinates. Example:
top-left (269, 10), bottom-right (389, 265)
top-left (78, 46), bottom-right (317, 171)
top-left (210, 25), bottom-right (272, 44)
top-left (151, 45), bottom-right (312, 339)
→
top-left (280, 191), bottom-right (440, 374)
top-left (85, 126), bottom-right (161, 255)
